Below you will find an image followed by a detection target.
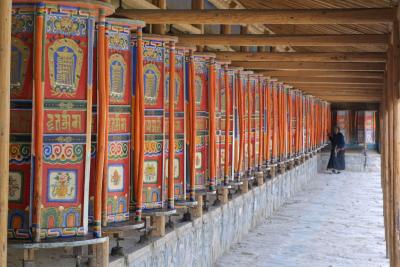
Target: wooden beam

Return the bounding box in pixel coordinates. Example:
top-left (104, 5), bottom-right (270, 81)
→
top-left (276, 77), bottom-right (383, 84)
top-left (175, 34), bottom-right (388, 47)
top-left (121, 0), bottom-right (202, 34)
top-left (323, 97), bottom-right (381, 103)
top-left (299, 88), bottom-right (382, 93)
top-left (0, 0), bottom-right (11, 264)
top-left (116, 8), bottom-right (394, 25)
top-left (231, 61), bottom-right (385, 71)
top-left (215, 52), bottom-right (386, 62)
top-left (261, 70), bottom-right (384, 79)
top-left (291, 83), bottom-right (383, 89)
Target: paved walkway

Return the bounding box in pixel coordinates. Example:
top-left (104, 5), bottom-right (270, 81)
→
top-left (216, 170), bottom-right (388, 267)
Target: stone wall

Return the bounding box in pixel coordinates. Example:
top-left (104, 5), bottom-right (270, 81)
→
top-left (110, 156), bottom-right (318, 267)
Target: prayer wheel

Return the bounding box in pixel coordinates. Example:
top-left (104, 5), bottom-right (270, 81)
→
top-left (166, 45), bottom-right (197, 206)
top-left (89, 18), bottom-right (144, 229)
top-left (234, 69), bottom-right (248, 182)
top-left (255, 75), bottom-right (267, 171)
top-left (131, 34), bottom-right (178, 216)
top-left (225, 67), bottom-right (237, 185)
top-left (243, 72), bottom-right (254, 177)
top-left (192, 52), bottom-right (217, 194)
top-left (215, 60), bottom-right (232, 188)
top-left (8, 0), bottom-right (114, 241)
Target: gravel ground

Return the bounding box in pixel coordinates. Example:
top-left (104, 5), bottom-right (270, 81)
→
top-left (216, 169), bottom-right (388, 267)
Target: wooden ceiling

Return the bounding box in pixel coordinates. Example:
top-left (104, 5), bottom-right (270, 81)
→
top-left (117, 0), bottom-right (397, 103)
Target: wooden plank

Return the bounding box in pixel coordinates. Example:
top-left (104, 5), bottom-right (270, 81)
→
top-left (261, 70), bottom-right (384, 78)
top-left (116, 8), bottom-right (394, 25)
top-left (276, 77), bottom-right (383, 84)
top-left (215, 52), bottom-right (386, 62)
top-left (231, 61), bottom-right (385, 71)
top-left (175, 34), bottom-right (388, 47)
top-left (0, 0), bottom-right (11, 261)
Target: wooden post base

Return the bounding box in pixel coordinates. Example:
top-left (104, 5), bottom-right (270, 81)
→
top-left (288, 160), bottom-right (295, 170)
top-left (279, 163), bottom-right (286, 174)
top-left (255, 171), bottom-right (264, 185)
top-left (240, 179), bottom-right (249, 193)
top-left (23, 248), bottom-right (35, 267)
top-left (88, 240), bottom-right (109, 267)
top-left (269, 165), bottom-right (276, 178)
top-left (191, 195), bottom-right (203, 218)
top-left (218, 188), bottom-right (229, 204)
top-left (150, 215), bottom-right (166, 237)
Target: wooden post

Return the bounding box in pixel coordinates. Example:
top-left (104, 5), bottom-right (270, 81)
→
top-left (191, 195), bottom-right (203, 218)
top-left (32, 4), bottom-right (45, 243)
top-left (240, 26), bottom-right (249, 52)
top-left (386, 35), bottom-right (395, 263)
top-left (150, 216), bottom-right (166, 237)
top-left (188, 50), bottom-right (197, 201)
top-left (218, 188), bottom-right (229, 204)
top-left (168, 42), bottom-right (176, 209)
top-left (255, 171), bottom-right (264, 186)
top-left (94, 11), bottom-right (106, 237)
top-left (152, 0), bottom-right (167, 34)
top-left (390, 18), bottom-right (400, 266)
top-left (240, 179), bottom-right (249, 193)
top-left (88, 240), bottom-right (110, 267)
top-left (0, 0), bottom-right (11, 261)
top-left (192, 0), bottom-right (204, 51)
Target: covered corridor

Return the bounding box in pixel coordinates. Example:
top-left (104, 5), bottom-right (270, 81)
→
top-left (217, 155), bottom-right (387, 267)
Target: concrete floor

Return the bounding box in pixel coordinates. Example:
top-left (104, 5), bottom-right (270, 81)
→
top-left (216, 169), bottom-right (388, 267)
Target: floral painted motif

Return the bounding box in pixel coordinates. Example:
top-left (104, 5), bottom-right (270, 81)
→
top-left (44, 144), bottom-right (83, 164)
top-left (108, 142), bottom-right (128, 160)
top-left (108, 32), bottom-right (130, 51)
top-left (9, 144), bottom-right (30, 164)
top-left (46, 15), bottom-right (87, 36)
top-left (12, 14), bottom-right (34, 34)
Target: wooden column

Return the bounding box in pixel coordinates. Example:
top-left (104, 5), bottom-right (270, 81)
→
top-left (0, 0), bottom-right (11, 263)
top-left (152, 0), bottom-right (167, 34)
top-left (390, 18), bottom-right (400, 266)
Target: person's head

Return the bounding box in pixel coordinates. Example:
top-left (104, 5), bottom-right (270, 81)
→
top-left (334, 126), bottom-right (340, 134)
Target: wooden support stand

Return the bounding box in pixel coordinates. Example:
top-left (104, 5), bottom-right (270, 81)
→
top-left (88, 241), bottom-right (109, 267)
top-left (288, 160), bottom-right (295, 170)
top-left (191, 195), bottom-right (203, 218)
top-left (23, 249), bottom-right (35, 267)
top-left (278, 163), bottom-right (286, 174)
top-left (240, 179), bottom-right (249, 193)
top-left (150, 216), bottom-right (166, 237)
top-left (255, 171), bottom-right (264, 186)
top-left (217, 188), bottom-right (229, 204)
top-left (269, 165), bottom-right (276, 178)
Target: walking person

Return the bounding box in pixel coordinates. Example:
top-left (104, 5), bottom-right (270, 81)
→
top-left (327, 126), bottom-right (346, 174)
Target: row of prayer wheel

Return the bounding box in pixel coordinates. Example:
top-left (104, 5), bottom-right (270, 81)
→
top-left (8, 0), bottom-right (331, 241)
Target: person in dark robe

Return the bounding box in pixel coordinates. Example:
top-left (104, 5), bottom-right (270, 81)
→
top-left (327, 126), bottom-right (346, 174)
